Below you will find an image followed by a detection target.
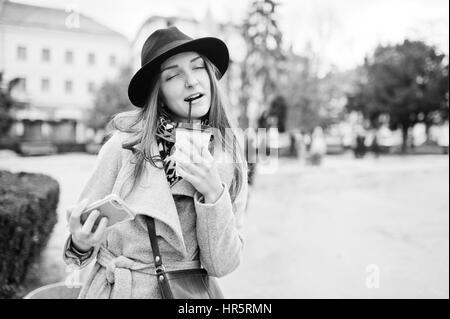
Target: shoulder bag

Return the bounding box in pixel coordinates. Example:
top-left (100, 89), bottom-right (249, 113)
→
top-left (145, 217), bottom-right (224, 299)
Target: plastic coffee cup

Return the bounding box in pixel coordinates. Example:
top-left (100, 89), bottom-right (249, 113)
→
top-left (173, 122), bottom-right (212, 174)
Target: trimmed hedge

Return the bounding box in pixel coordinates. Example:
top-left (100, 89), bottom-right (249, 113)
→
top-left (0, 170), bottom-right (59, 298)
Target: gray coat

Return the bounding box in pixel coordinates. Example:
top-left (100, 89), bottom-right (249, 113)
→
top-left (63, 131), bottom-right (248, 298)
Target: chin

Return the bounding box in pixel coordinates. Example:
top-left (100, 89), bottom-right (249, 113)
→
top-left (194, 106), bottom-right (210, 118)
top-left (192, 113), bottom-right (208, 120)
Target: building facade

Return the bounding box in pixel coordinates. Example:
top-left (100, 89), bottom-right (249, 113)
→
top-left (0, 0), bottom-right (130, 144)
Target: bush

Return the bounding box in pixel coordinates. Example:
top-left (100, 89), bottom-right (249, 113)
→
top-left (0, 170), bottom-right (59, 298)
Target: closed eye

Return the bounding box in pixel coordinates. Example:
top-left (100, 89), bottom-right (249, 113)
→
top-left (167, 74), bottom-right (179, 80)
top-left (193, 63), bottom-right (206, 70)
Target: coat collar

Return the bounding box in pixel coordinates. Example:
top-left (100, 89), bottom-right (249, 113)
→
top-left (113, 139), bottom-right (235, 257)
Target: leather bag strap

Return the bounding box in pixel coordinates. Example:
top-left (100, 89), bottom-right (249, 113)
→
top-left (145, 216), bottom-right (174, 299)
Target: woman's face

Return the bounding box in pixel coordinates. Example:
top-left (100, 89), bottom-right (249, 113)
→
top-left (159, 51), bottom-right (211, 121)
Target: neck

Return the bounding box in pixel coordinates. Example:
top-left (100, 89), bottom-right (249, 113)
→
top-left (160, 107), bottom-right (208, 124)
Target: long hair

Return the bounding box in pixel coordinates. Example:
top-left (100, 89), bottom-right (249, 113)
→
top-left (108, 54), bottom-right (247, 202)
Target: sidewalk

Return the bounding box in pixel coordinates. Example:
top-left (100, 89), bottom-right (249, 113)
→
top-left (1, 153), bottom-right (448, 298)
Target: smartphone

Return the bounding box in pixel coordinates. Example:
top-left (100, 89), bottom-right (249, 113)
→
top-left (80, 194), bottom-right (135, 231)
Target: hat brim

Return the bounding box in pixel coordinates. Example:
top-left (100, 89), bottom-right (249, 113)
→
top-left (128, 37), bottom-right (229, 107)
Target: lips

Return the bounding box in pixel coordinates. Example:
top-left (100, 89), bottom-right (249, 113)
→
top-left (184, 93), bottom-right (204, 103)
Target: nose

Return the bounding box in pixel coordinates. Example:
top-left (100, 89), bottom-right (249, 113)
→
top-left (184, 71), bottom-right (199, 88)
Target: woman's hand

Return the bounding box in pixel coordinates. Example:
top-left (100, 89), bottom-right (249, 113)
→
top-left (175, 137), bottom-right (224, 203)
top-left (66, 199), bottom-right (109, 252)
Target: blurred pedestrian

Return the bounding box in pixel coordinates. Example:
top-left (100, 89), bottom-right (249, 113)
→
top-left (371, 129), bottom-right (381, 158)
top-left (309, 126), bottom-right (327, 165)
top-left (303, 133), bottom-right (311, 152)
top-left (289, 131), bottom-right (298, 157)
top-left (353, 127), bottom-right (366, 159)
top-left (298, 132), bottom-right (307, 162)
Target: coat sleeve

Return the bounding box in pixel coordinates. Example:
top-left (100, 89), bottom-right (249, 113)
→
top-left (62, 131), bottom-right (124, 268)
top-left (194, 163), bottom-right (249, 278)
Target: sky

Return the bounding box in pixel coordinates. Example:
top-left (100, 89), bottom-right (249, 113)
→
top-left (11, 0), bottom-right (450, 71)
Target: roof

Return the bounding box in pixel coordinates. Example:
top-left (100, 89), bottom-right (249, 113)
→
top-left (133, 15), bottom-right (198, 42)
top-left (0, 1), bottom-right (127, 39)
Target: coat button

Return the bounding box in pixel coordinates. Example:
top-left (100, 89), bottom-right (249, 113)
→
top-left (155, 256), bottom-right (160, 262)
top-left (159, 275), bottom-right (165, 282)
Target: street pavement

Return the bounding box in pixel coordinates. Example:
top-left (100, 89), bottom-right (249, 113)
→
top-left (0, 151), bottom-right (448, 298)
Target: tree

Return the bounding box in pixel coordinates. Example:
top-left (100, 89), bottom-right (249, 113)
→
top-left (273, 6), bottom-right (346, 134)
top-left (347, 40), bottom-right (449, 152)
top-left (0, 74), bottom-right (22, 137)
top-left (279, 50), bottom-right (353, 133)
top-left (239, 0), bottom-right (285, 128)
top-left (85, 65), bottom-right (135, 132)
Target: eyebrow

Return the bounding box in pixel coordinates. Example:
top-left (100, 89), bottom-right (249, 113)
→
top-left (161, 56), bottom-right (203, 73)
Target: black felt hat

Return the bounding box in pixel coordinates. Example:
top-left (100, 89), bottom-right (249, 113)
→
top-left (128, 26), bottom-right (229, 107)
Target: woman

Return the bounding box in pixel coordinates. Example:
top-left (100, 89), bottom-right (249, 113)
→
top-left (63, 26), bottom-right (248, 299)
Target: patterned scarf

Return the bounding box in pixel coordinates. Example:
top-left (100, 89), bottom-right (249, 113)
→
top-left (155, 110), bottom-right (212, 187)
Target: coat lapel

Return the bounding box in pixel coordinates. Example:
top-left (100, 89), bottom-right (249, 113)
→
top-left (113, 142), bottom-right (186, 256)
top-left (112, 139), bottom-right (236, 257)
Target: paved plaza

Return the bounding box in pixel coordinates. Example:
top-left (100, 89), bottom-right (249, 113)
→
top-left (0, 151), bottom-right (448, 298)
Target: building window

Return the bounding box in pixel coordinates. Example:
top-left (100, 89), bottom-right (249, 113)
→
top-left (42, 123), bottom-right (51, 137)
top-left (17, 46), bottom-right (27, 61)
top-left (109, 55), bottom-right (116, 66)
top-left (65, 50), bottom-right (73, 64)
top-left (41, 78), bottom-right (50, 92)
top-left (42, 48), bottom-right (51, 62)
top-left (88, 53), bottom-right (95, 65)
top-left (88, 82), bottom-right (95, 94)
top-left (14, 122), bottom-right (25, 136)
top-left (65, 80), bottom-right (73, 93)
